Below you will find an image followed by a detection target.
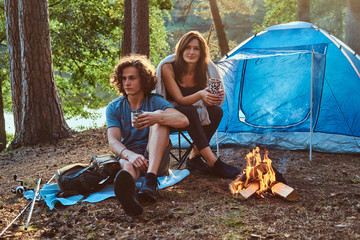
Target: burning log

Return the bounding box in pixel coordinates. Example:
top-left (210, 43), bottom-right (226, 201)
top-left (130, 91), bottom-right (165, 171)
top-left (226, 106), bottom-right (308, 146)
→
top-left (229, 147), bottom-right (297, 201)
top-left (230, 181), bottom-right (259, 200)
top-left (240, 163), bottom-right (268, 183)
top-left (271, 182), bottom-right (299, 201)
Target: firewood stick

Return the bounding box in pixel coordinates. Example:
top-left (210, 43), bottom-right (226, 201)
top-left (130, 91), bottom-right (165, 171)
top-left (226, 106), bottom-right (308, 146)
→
top-left (271, 182), bottom-right (299, 201)
top-left (235, 182), bottom-right (260, 200)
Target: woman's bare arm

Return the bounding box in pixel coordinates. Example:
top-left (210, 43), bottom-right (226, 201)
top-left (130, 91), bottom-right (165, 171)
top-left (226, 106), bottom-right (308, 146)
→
top-left (161, 63), bottom-right (203, 105)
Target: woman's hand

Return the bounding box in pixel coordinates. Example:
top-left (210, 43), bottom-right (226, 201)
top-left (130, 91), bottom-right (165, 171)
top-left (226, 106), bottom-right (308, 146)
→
top-left (127, 152), bottom-right (149, 172)
top-left (200, 87), bottom-right (223, 106)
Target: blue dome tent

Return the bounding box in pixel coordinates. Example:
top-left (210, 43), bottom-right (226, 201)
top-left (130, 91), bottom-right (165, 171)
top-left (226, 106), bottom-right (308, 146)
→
top-left (215, 21), bottom-right (360, 154)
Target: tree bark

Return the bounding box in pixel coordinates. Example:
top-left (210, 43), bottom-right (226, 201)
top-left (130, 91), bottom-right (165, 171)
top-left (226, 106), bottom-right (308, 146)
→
top-left (122, 0), bottom-right (132, 57)
top-left (121, 0), bottom-right (149, 57)
top-left (345, 0), bottom-right (360, 54)
top-left (298, 0), bottom-right (311, 22)
top-left (4, 0), bottom-right (22, 133)
top-left (131, 0), bottom-right (149, 57)
top-left (208, 0), bottom-right (229, 57)
top-left (0, 84), bottom-right (5, 152)
top-left (5, 0), bottom-right (71, 148)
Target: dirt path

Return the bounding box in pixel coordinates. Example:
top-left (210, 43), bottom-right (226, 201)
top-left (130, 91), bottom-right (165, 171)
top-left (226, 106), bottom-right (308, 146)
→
top-left (1, 127), bottom-right (359, 239)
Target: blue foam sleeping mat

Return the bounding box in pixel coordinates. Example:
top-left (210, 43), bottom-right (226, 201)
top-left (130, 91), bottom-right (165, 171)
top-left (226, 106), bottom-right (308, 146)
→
top-left (24, 169), bottom-right (190, 210)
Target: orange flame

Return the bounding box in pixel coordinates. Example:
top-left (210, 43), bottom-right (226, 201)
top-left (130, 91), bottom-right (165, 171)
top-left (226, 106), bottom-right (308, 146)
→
top-left (230, 147), bottom-right (277, 196)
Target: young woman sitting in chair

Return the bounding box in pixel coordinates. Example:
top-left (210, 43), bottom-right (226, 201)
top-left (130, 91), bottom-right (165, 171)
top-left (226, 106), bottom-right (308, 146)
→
top-left (157, 31), bottom-right (240, 179)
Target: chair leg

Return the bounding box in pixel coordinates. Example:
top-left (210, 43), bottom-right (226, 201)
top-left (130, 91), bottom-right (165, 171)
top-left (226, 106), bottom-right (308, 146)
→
top-left (180, 131), bottom-right (193, 146)
top-left (169, 130), bottom-right (195, 170)
top-left (169, 151), bottom-right (178, 161)
top-left (177, 144), bottom-right (193, 170)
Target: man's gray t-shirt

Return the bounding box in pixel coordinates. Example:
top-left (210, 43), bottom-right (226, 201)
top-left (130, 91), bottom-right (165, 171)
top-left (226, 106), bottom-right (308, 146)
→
top-left (106, 94), bottom-right (173, 152)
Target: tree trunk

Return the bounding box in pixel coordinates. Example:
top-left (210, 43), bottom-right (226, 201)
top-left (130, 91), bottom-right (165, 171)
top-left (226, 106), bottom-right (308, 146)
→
top-left (122, 0), bottom-right (132, 57)
top-left (345, 0), bottom-right (360, 54)
top-left (121, 0), bottom-right (149, 57)
top-left (131, 0), bottom-right (149, 57)
top-left (4, 0), bottom-right (22, 133)
top-left (5, 0), bottom-right (71, 148)
top-left (298, 0), bottom-right (311, 22)
top-left (0, 83), bottom-right (5, 152)
top-left (208, 0), bottom-right (229, 57)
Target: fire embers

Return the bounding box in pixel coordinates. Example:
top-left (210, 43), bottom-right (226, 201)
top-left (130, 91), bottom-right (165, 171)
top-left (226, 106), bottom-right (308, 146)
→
top-left (229, 147), bottom-right (298, 201)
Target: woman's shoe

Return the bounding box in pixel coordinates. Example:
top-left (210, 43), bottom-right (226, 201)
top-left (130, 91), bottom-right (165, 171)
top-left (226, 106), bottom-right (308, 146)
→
top-left (210, 158), bottom-right (241, 179)
top-left (185, 155), bottom-right (210, 174)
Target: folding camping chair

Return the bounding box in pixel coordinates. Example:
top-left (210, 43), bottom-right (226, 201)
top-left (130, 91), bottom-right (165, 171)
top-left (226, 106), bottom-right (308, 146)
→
top-left (169, 129), bottom-right (220, 170)
top-left (169, 129), bottom-right (194, 170)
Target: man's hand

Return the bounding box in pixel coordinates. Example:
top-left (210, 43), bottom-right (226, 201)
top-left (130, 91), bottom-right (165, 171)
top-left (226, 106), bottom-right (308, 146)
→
top-left (127, 152), bottom-right (149, 172)
top-left (135, 111), bottom-right (161, 129)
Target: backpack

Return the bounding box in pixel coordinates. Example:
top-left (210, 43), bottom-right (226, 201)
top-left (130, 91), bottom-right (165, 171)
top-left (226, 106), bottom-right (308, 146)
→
top-left (55, 154), bottom-right (121, 198)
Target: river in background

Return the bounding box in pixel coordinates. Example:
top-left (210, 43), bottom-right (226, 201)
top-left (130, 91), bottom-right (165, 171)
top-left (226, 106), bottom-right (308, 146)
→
top-left (4, 107), bottom-right (107, 135)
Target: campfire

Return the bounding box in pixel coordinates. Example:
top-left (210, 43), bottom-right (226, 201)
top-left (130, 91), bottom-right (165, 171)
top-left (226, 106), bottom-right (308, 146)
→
top-left (229, 147), bottom-right (298, 201)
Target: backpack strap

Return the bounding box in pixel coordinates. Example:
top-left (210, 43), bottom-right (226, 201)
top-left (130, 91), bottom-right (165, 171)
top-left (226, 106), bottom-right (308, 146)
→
top-left (67, 166), bottom-right (90, 178)
top-left (78, 171), bottom-right (92, 192)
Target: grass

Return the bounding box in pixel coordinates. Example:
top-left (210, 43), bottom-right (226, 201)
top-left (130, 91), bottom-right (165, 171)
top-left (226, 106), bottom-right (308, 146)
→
top-left (217, 211), bottom-right (246, 229)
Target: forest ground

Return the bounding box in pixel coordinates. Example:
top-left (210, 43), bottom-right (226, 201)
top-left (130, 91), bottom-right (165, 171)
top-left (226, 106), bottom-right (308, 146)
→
top-left (0, 127), bottom-right (359, 239)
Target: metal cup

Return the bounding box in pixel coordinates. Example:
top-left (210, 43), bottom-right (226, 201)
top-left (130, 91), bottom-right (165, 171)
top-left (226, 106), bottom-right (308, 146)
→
top-left (209, 78), bottom-right (222, 95)
top-left (131, 110), bottom-right (143, 128)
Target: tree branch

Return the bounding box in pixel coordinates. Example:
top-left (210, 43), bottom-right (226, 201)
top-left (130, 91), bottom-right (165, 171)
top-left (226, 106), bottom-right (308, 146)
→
top-left (178, 0), bottom-right (194, 33)
top-left (70, 55), bottom-right (102, 69)
top-left (207, 22), bottom-right (214, 44)
top-left (49, 0), bottom-right (64, 8)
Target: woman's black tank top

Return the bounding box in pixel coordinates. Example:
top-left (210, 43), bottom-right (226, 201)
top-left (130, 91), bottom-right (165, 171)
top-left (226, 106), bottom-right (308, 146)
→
top-left (166, 62), bottom-right (202, 102)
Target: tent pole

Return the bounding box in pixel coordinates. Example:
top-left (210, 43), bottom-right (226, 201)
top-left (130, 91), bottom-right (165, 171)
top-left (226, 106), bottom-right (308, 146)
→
top-left (310, 50), bottom-right (314, 161)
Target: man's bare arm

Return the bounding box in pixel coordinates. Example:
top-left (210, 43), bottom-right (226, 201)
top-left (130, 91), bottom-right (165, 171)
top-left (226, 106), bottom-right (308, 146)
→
top-left (136, 108), bottom-right (189, 129)
top-left (107, 127), bottom-right (148, 171)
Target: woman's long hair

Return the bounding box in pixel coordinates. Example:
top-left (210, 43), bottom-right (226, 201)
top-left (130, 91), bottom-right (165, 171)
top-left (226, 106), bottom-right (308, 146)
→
top-left (110, 54), bottom-right (157, 97)
top-left (174, 31), bottom-right (210, 89)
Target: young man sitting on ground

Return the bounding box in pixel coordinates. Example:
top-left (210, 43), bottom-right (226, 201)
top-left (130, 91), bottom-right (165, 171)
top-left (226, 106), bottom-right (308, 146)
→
top-left (106, 54), bottom-right (189, 216)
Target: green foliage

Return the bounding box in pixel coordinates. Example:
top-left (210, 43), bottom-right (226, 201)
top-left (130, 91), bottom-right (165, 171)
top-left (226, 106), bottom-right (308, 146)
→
top-left (193, 0), bottom-right (257, 20)
top-left (0, 1), bottom-right (12, 111)
top-left (150, 0), bottom-right (174, 10)
top-left (1, 0), bottom-right (172, 122)
top-left (311, 0), bottom-right (346, 40)
top-left (253, 0), bottom-right (346, 40)
top-left (49, 0), bottom-right (122, 118)
top-left (3, 132), bottom-right (14, 149)
top-left (206, 32), bottom-right (239, 61)
top-left (1, 2), bottom-right (11, 112)
top-left (253, 0), bottom-right (297, 32)
top-left (165, 0), bottom-right (264, 60)
top-left (149, 6), bottom-right (172, 65)
top-left (0, 1), bottom-right (6, 44)
top-left (0, 45), bottom-right (11, 113)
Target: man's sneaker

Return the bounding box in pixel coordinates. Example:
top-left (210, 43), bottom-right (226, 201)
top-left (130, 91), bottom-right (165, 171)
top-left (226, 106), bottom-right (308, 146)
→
top-left (210, 157), bottom-right (241, 179)
top-left (138, 172), bottom-right (158, 202)
top-left (185, 155), bottom-right (210, 174)
top-left (114, 170), bottom-right (143, 216)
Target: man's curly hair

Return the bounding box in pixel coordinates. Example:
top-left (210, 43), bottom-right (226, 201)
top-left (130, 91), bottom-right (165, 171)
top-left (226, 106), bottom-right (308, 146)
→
top-left (110, 54), bottom-right (157, 96)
